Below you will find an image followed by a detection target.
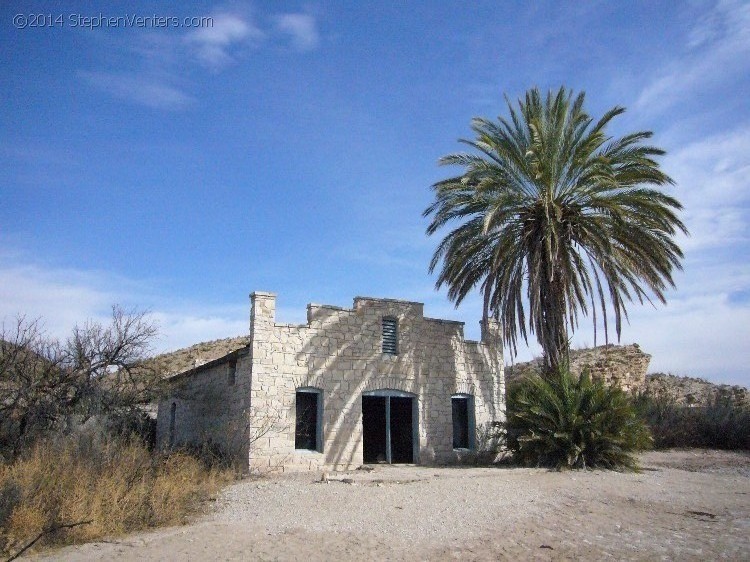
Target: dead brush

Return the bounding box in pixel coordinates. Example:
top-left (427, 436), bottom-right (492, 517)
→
top-left (0, 434), bottom-right (231, 558)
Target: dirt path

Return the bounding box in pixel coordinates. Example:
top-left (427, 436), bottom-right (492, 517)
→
top-left (29, 450), bottom-right (750, 561)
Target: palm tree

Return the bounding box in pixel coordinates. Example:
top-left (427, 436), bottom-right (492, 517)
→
top-left (424, 87), bottom-right (687, 374)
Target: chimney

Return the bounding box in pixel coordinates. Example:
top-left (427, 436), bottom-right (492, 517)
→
top-left (480, 318), bottom-right (502, 349)
top-left (250, 291), bottom-right (276, 335)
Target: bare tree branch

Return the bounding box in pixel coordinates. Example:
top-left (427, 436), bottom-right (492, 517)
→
top-left (4, 519), bottom-right (93, 562)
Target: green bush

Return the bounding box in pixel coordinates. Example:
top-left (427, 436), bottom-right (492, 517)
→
top-left (635, 393), bottom-right (750, 450)
top-left (507, 368), bottom-right (652, 470)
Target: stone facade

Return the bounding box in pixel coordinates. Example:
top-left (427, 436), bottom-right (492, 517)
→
top-left (505, 344), bottom-right (651, 393)
top-left (156, 292), bottom-right (505, 472)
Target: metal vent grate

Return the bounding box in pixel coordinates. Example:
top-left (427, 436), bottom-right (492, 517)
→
top-left (382, 317), bottom-right (398, 355)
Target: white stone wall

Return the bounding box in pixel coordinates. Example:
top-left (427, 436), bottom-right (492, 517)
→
top-left (156, 351), bottom-right (253, 460)
top-left (248, 292), bottom-right (505, 472)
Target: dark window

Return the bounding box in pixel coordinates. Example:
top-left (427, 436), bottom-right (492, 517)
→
top-left (382, 317), bottom-right (398, 355)
top-left (295, 389), bottom-right (322, 451)
top-left (452, 395), bottom-right (474, 449)
top-left (169, 402), bottom-right (177, 447)
top-left (227, 360), bottom-right (236, 386)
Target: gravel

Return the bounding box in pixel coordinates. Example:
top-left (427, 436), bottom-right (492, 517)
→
top-left (30, 450), bottom-right (750, 561)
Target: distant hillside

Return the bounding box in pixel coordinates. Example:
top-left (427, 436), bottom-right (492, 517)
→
top-left (146, 335), bottom-right (249, 377)
top-left (645, 372), bottom-right (749, 406)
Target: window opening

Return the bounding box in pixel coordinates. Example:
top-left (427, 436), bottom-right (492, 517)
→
top-left (452, 394), bottom-right (475, 449)
top-left (169, 402), bottom-right (176, 447)
top-left (382, 317), bottom-right (398, 355)
top-left (295, 388), bottom-right (323, 451)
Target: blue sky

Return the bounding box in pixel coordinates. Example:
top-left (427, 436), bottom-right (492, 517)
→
top-left (1, 1), bottom-right (749, 386)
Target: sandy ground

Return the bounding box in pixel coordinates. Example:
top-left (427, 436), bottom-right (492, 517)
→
top-left (29, 449), bottom-right (750, 561)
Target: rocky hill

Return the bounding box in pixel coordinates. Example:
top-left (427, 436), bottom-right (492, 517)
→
top-left (644, 372), bottom-right (749, 406)
top-left (505, 343), bottom-right (747, 405)
top-left (146, 335), bottom-right (249, 377)
top-left (506, 344), bottom-right (651, 393)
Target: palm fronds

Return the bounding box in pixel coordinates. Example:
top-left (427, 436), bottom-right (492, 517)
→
top-left (507, 368), bottom-right (652, 470)
top-left (424, 87), bottom-right (687, 372)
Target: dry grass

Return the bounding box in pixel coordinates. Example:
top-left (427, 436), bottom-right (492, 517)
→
top-left (0, 434), bottom-right (231, 558)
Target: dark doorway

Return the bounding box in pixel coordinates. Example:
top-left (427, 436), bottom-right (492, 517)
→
top-left (362, 396), bottom-right (387, 462)
top-left (452, 396), bottom-right (469, 449)
top-left (362, 393), bottom-right (415, 464)
top-left (390, 396), bottom-right (413, 463)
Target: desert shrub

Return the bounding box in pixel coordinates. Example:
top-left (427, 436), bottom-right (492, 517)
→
top-left (101, 408), bottom-right (158, 449)
top-left (506, 368), bottom-right (652, 470)
top-left (0, 432), bottom-right (231, 558)
top-left (174, 440), bottom-right (236, 471)
top-left (635, 393), bottom-right (750, 450)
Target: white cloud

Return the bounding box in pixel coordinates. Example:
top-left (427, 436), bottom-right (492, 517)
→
top-left (664, 126), bottom-right (750, 252)
top-left (186, 12), bottom-right (264, 68)
top-left (619, 291), bottom-right (750, 387)
top-left (2, 249), bottom-right (747, 386)
top-left (561, 134), bottom-right (750, 382)
top-left (553, 258), bottom-right (750, 387)
top-left (0, 256), bottom-right (246, 354)
top-left (80, 12), bottom-right (262, 109)
top-left (81, 9), bottom-right (319, 108)
top-left (636, 0), bottom-right (750, 114)
top-left (0, 261), bottom-right (130, 339)
top-left (79, 71), bottom-right (195, 110)
top-left (149, 311), bottom-right (248, 352)
top-left (273, 13), bottom-right (320, 51)
top-left (559, 124), bottom-right (750, 385)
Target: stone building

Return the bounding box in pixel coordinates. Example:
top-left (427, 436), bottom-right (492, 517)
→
top-left (156, 291), bottom-right (505, 472)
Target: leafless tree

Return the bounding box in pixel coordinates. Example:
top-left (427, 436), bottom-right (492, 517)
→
top-left (0, 317), bottom-right (67, 459)
top-left (63, 306), bottom-right (161, 415)
top-left (0, 307), bottom-right (161, 461)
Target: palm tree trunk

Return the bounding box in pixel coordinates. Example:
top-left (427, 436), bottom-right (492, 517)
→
top-left (481, 275), bottom-right (492, 337)
top-left (540, 263), bottom-right (568, 376)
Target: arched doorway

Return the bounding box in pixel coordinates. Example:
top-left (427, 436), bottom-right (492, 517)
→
top-left (362, 390), bottom-right (418, 464)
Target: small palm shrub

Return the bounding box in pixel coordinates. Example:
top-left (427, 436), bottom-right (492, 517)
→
top-left (507, 368), bottom-right (652, 469)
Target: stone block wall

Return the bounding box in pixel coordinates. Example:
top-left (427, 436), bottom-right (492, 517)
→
top-left (155, 350), bottom-right (253, 459)
top-left (248, 292), bottom-right (505, 472)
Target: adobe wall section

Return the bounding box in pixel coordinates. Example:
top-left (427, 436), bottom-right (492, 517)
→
top-left (249, 292), bottom-right (505, 472)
